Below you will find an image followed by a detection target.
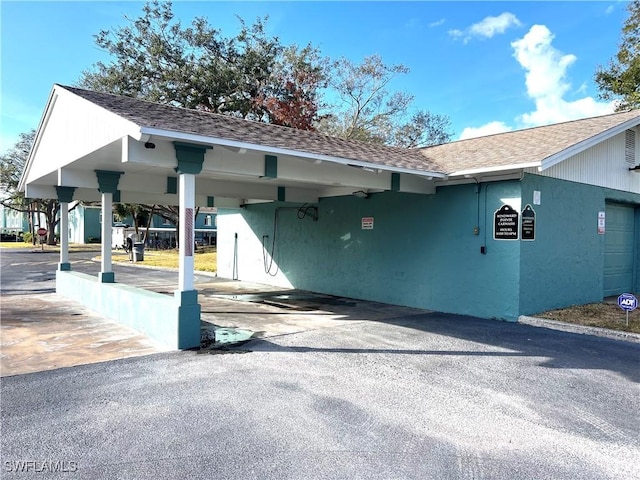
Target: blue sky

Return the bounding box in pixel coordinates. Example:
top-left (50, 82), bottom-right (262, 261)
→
top-left (0, 1), bottom-right (629, 153)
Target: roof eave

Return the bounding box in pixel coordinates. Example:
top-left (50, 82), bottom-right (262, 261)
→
top-left (17, 86), bottom-right (60, 192)
top-left (449, 162), bottom-right (541, 177)
top-left (540, 114), bottom-right (640, 171)
top-left (139, 126), bottom-right (447, 179)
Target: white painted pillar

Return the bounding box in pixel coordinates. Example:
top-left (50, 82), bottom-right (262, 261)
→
top-left (100, 192), bottom-right (114, 282)
top-left (178, 173), bottom-right (195, 291)
top-left (60, 202), bottom-right (69, 265)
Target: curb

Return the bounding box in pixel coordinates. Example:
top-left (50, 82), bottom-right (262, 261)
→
top-left (518, 315), bottom-right (640, 344)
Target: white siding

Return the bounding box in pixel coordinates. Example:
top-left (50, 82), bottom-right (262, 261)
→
top-left (25, 88), bottom-right (138, 185)
top-left (525, 127), bottom-right (640, 194)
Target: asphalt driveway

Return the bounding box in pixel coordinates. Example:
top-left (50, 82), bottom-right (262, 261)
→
top-left (1, 248), bottom-right (639, 479)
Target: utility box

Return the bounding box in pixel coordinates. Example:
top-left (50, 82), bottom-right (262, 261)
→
top-left (133, 242), bottom-right (145, 262)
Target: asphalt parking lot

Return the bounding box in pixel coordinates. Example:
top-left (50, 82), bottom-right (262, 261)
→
top-left (1, 248), bottom-right (639, 479)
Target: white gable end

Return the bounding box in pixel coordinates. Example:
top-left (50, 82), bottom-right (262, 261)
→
top-left (525, 127), bottom-right (640, 194)
top-left (22, 86), bottom-right (141, 188)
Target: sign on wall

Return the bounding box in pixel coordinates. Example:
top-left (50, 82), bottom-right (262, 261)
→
top-left (494, 204), bottom-right (519, 240)
top-left (361, 217), bottom-right (374, 230)
top-left (597, 211), bottom-right (605, 235)
top-left (521, 205), bottom-right (536, 241)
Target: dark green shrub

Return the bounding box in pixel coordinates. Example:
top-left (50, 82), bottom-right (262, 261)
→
top-left (23, 232), bottom-right (33, 243)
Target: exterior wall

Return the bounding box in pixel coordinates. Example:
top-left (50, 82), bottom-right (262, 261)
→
top-left (218, 181), bottom-right (523, 321)
top-left (56, 270), bottom-right (199, 349)
top-left (524, 127), bottom-right (640, 194)
top-left (68, 204), bottom-right (101, 244)
top-left (0, 205), bottom-right (29, 231)
top-left (519, 174), bottom-right (640, 315)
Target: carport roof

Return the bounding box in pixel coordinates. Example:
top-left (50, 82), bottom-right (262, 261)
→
top-left (62, 85), bottom-right (444, 174)
top-left (418, 109), bottom-right (640, 175)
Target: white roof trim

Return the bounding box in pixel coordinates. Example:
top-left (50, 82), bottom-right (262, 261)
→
top-left (540, 116), bottom-right (640, 171)
top-left (18, 90), bottom-right (58, 192)
top-left (139, 126), bottom-right (447, 179)
top-left (449, 161), bottom-right (540, 177)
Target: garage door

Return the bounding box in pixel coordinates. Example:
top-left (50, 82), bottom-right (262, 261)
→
top-left (603, 203), bottom-right (636, 297)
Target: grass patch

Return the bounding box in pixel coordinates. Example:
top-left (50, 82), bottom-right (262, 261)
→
top-left (111, 246), bottom-right (217, 272)
top-left (536, 301), bottom-right (640, 334)
top-left (0, 242), bottom-right (101, 252)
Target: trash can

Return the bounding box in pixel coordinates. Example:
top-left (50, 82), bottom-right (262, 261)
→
top-left (133, 242), bottom-right (144, 262)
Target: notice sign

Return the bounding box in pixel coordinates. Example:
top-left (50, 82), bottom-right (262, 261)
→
top-left (597, 211), bottom-right (605, 235)
top-left (361, 217), bottom-right (374, 230)
top-left (494, 204), bottom-right (519, 240)
top-left (521, 204), bottom-right (536, 241)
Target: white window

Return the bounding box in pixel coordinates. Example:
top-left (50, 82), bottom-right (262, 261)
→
top-left (204, 215), bottom-right (212, 226)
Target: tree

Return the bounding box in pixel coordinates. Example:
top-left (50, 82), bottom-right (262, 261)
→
top-left (113, 203), bottom-right (154, 240)
top-left (595, 0), bottom-right (640, 111)
top-left (79, 1), bottom-right (327, 129)
top-left (0, 130), bottom-right (67, 245)
top-left (318, 55), bottom-right (452, 147)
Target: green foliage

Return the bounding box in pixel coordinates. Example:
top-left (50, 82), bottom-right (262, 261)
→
top-left (79, 1), bottom-right (450, 145)
top-left (318, 55), bottom-right (453, 147)
top-left (23, 232), bottom-right (33, 244)
top-left (595, 0), bottom-right (640, 110)
top-left (79, 1), bottom-right (327, 129)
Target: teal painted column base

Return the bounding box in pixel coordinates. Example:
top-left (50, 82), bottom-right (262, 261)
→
top-left (175, 290), bottom-right (201, 349)
top-left (100, 272), bottom-right (115, 283)
top-left (58, 263), bottom-right (71, 271)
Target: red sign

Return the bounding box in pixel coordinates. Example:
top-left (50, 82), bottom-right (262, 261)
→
top-left (37, 228), bottom-right (47, 236)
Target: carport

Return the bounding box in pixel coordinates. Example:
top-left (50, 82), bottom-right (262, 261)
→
top-left (19, 84), bottom-right (445, 349)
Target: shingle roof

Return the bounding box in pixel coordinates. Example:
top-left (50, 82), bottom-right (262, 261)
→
top-left (418, 109), bottom-right (640, 174)
top-left (60, 85), bottom-right (443, 174)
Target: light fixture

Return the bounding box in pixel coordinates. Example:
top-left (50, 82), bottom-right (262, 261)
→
top-left (352, 190), bottom-right (369, 199)
top-left (144, 142), bottom-right (156, 149)
top-left (629, 165), bottom-right (640, 172)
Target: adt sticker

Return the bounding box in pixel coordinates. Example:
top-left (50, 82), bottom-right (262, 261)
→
top-left (618, 293), bottom-right (638, 312)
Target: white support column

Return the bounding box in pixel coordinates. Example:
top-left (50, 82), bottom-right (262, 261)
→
top-left (60, 202), bottom-right (69, 266)
top-left (178, 173), bottom-right (195, 292)
top-left (100, 192), bottom-right (114, 283)
top-left (55, 186), bottom-right (75, 272)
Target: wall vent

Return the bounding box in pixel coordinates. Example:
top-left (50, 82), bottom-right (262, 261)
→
top-left (625, 129), bottom-right (636, 165)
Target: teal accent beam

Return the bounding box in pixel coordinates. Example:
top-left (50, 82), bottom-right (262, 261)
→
top-left (95, 170), bottom-right (124, 194)
top-left (265, 155), bottom-right (278, 178)
top-left (391, 173), bottom-right (400, 192)
top-left (207, 196), bottom-right (215, 207)
top-left (278, 186), bottom-right (286, 202)
top-left (113, 190), bottom-right (121, 203)
top-left (173, 142), bottom-right (212, 175)
top-left (55, 186), bottom-right (76, 203)
top-left (167, 176), bottom-right (178, 194)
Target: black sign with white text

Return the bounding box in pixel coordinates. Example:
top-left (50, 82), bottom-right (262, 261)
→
top-left (521, 204), bottom-right (536, 241)
top-left (494, 204), bottom-right (519, 240)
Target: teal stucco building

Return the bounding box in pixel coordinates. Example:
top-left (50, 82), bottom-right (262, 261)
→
top-left (19, 85), bottom-right (640, 348)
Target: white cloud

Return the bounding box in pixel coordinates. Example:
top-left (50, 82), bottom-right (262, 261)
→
top-left (449, 12), bottom-right (521, 43)
top-left (470, 12), bottom-right (522, 39)
top-left (458, 24), bottom-right (615, 140)
top-left (605, 5), bottom-right (615, 15)
top-left (512, 25), bottom-right (614, 126)
top-left (459, 122), bottom-right (513, 140)
top-left (429, 18), bottom-right (445, 28)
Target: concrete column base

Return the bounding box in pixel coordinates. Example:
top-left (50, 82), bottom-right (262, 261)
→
top-left (100, 272), bottom-right (115, 283)
top-left (58, 263), bottom-right (71, 271)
